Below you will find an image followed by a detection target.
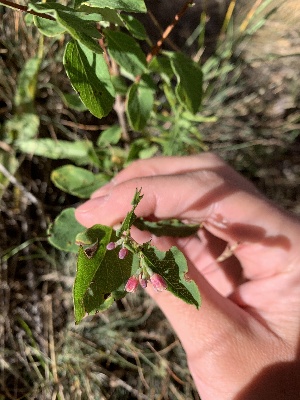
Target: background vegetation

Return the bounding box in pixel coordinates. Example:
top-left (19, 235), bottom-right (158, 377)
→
top-left (1, 0), bottom-right (300, 398)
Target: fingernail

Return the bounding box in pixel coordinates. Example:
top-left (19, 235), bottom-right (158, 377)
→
top-left (76, 196), bottom-right (108, 214)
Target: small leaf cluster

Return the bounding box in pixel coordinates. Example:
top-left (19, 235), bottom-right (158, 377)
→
top-left (73, 189), bottom-right (201, 324)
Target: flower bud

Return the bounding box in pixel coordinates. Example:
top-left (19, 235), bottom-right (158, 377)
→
top-left (106, 242), bottom-right (116, 250)
top-left (118, 247), bottom-right (128, 260)
top-left (139, 275), bottom-right (148, 289)
top-left (150, 273), bottom-right (167, 292)
top-left (125, 276), bottom-right (139, 293)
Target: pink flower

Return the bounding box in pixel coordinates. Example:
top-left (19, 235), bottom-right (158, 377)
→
top-left (125, 276), bottom-right (139, 293)
top-left (118, 247), bottom-right (128, 259)
top-left (106, 242), bottom-right (116, 250)
top-left (150, 273), bottom-right (167, 292)
top-left (139, 276), bottom-right (148, 289)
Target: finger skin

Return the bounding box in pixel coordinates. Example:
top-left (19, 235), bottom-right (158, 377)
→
top-left (75, 154), bottom-right (300, 399)
top-left (76, 154), bottom-right (300, 278)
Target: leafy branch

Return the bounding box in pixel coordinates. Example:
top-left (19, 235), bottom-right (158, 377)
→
top-left (72, 189), bottom-right (201, 324)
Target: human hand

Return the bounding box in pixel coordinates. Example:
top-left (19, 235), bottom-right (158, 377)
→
top-left (75, 153), bottom-right (300, 400)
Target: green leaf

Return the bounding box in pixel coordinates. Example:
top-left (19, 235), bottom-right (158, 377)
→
top-left (74, 225), bottom-right (137, 323)
top-left (105, 30), bottom-right (147, 77)
top-left (134, 218), bottom-right (200, 237)
top-left (4, 113), bottom-right (40, 142)
top-left (111, 75), bottom-right (128, 95)
top-left (143, 246), bottom-right (201, 308)
top-left (51, 165), bottom-right (109, 198)
top-left (16, 138), bottom-right (95, 165)
top-left (116, 188), bottom-right (143, 235)
top-left (61, 93), bottom-right (87, 111)
top-left (24, 13), bottom-right (34, 25)
top-left (126, 75), bottom-right (154, 131)
top-left (126, 138), bottom-right (157, 163)
top-left (56, 11), bottom-right (102, 54)
top-left (138, 145), bottom-right (159, 159)
top-left (33, 16), bottom-right (66, 37)
top-left (78, 0), bottom-right (147, 13)
top-left (149, 55), bottom-right (173, 84)
top-left (64, 41), bottom-right (115, 119)
top-left (28, 2), bottom-right (75, 14)
top-left (167, 52), bottom-right (203, 114)
top-left (48, 208), bottom-right (85, 253)
top-left (78, 6), bottom-right (124, 25)
top-left (120, 14), bottom-right (147, 40)
top-left (97, 125), bottom-right (122, 147)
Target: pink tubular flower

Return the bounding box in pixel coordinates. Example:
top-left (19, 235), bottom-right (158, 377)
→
top-left (118, 247), bottom-right (128, 259)
top-left (106, 242), bottom-right (116, 250)
top-left (150, 273), bottom-right (167, 292)
top-left (125, 276), bottom-right (139, 293)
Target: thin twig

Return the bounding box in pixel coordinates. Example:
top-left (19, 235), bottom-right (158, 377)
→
top-left (146, 0), bottom-right (195, 63)
top-left (111, 58), bottom-right (130, 142)
top-left (146, 341), bottom-right (185, 385)
top-left (60, 119), bottom-right (110, 131)
top-left (147, 9), bottom-right (181, 53)
top-left (96, 26), bottom-right (129, 141)
top-left (0, 0), bottom-right (55, 21)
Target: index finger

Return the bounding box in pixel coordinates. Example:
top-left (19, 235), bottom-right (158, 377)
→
top-left (75, 154), bottom-right (300, 279)
top-left (91, 153), bottom-right (256, 198)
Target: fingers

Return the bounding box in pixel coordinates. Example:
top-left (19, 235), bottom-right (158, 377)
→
top-left (76, 153), bottom-right (254, 227)
top-left (91, 153), bottom-right (256, 199)
top-left (75, 154), bottom-right (300, 280)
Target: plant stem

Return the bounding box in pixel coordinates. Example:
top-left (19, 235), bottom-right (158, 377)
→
top-left (0, 0), bottom-right (55, 21)
top-left (111, 58), bottom-right (130, 142)
top-left (146, 0), bottom-right (194, 63)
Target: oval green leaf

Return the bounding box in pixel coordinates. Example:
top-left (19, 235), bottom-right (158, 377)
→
top-left (48, 208), bottom-right (85, 253)
top-left (16, 138), bottom-right (95, 165)
top-left (126, 76), bottom-right (154, 131)
top-left (143, 245), bottom-right (201, 309)
top-left (120, 14), bottom-right (147, 40)
top-left (105, 30), bottom-right (147, 77)
top-left (33, 15), bottom-right (66, 37)
top-left (74, 225), bottom-right (138, 323)
top-left (51, 165), bottom-right (109, 198)
top-left (97, 125), bottom-right (122, 146)
top-left (64, 40), bottom-right (115, 118)
top-left (167, 52), bottom-right (203, 114)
